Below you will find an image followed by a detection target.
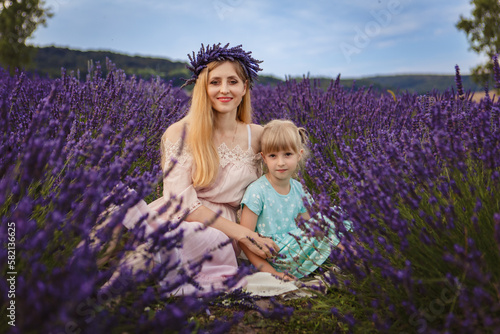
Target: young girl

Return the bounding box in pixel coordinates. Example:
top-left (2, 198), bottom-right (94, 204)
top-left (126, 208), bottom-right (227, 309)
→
top-left (239, 119), bottom-right (347, 280)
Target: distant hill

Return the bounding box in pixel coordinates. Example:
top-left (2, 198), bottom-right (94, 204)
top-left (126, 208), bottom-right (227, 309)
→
top-left (359, 74), bottom-right (483, 95)
top-left (27, 46), bottom-right (484, 94)
top-left (27, 46), bottom-right (283, 88)
top-left (312, 74), bottom-right (484, 94)
top-left (28, 46), bottom-right (193, 87)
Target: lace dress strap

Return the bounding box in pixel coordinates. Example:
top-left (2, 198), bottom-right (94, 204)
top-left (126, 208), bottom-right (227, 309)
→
top-left (247, 124), bottom-right (252, 150)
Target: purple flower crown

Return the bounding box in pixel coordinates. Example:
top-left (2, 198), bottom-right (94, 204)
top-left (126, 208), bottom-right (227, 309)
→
top-left (182, 43), bottom-right (263, 88)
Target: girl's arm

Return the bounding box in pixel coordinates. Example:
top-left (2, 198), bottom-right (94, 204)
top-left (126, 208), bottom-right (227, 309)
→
top-left (239, 206), bottom-right (296, 280)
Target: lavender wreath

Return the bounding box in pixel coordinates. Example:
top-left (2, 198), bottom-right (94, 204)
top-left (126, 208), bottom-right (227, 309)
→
top-left (182, 43), bottom-right (263, 88)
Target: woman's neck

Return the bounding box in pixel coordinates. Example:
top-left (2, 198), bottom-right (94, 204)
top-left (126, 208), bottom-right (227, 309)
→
top-left (212, 112), bottom-right (240, 147)
top-left (213, 112), bottom-right (239, 132)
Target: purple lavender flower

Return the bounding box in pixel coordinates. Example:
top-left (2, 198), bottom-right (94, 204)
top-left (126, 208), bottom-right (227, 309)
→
top-left (2, 56), bottom-right (500, 333)
top-left (493, 54), bottom-right (500, 89)
top-left (251, 68), bottom-right (500, 332)
top-left (455, 64), bottom-right (465, 99)
top-left (183, 43), bottom-right (263, 88)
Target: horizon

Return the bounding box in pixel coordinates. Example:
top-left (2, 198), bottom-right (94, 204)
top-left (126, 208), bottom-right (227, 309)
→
top-left (34, 44), bottom-right (478, 81)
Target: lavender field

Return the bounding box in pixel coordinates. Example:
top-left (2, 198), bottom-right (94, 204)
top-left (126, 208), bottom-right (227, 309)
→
top-left (1, 57), bottom-right (500, 333)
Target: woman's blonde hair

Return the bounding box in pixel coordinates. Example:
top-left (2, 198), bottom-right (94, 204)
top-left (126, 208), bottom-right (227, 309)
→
top-left (186, 60), bottom-right (252, 188)
top-left (261, 119), bottom-right (309, 167)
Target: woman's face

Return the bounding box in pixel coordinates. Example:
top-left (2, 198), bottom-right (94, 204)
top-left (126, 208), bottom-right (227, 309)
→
top-left (207, 61), bottom-right (247, 115)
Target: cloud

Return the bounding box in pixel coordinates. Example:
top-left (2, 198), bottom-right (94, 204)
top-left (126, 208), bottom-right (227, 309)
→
top-left (33, 0), bottom-right (478, 78)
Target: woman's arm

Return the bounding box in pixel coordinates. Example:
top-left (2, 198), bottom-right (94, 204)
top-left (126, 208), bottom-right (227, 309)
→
top-left (187, 206), bottom-right (278, 259)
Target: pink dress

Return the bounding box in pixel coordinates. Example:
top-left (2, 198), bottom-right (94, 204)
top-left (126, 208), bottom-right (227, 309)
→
top-left (147, 124), bottom-right (261, 295)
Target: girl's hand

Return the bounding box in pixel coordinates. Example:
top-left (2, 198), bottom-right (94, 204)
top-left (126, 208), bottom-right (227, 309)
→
top-left (274, 271), bottom-right (297, 281)
top-left (238, 231), bottom-right (279, 259)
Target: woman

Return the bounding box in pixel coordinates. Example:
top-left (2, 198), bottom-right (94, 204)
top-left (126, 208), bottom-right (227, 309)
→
top-left (144, 43), bottom-right (279, 295)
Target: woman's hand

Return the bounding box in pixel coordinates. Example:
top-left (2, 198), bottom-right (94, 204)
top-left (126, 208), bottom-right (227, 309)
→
top-left (238, 231), bottom-right (279, 259)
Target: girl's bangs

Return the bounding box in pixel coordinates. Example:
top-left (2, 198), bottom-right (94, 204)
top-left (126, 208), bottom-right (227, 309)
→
top-left (262, 127), bottom-right (299, 154)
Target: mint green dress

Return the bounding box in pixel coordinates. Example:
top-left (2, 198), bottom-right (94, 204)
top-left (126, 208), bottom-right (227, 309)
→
top-left (241, 175), bottom-right (344, 278)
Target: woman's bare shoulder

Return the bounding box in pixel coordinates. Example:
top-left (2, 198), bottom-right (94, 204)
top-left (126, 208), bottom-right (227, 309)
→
top-left (249, 123), bottom-right (264, 133)
top-left (249, 123), bottom-right (264, 152)
top-left (162, 119), bottom-right (188, 143)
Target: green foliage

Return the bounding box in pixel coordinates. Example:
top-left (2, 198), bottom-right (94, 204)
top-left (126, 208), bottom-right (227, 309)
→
top-left (0, 0), bottom-right (53, 74)
top-left (456, 0), bottom-right (500, 85)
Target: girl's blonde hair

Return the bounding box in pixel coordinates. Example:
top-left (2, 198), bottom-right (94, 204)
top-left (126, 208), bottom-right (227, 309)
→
top-left (186, 60), bottom-right (252, 188)
top-left (261, 119), bottom-right (309, 165)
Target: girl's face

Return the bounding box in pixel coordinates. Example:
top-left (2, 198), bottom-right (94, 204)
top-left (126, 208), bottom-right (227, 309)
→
top-left (262, 149), bottom-right (303, 184)
top-left (207, 61), bottom-right (247, 115)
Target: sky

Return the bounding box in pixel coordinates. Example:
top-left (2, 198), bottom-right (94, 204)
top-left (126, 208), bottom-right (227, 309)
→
top-left (30, 0), bottom-right (486, 79)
